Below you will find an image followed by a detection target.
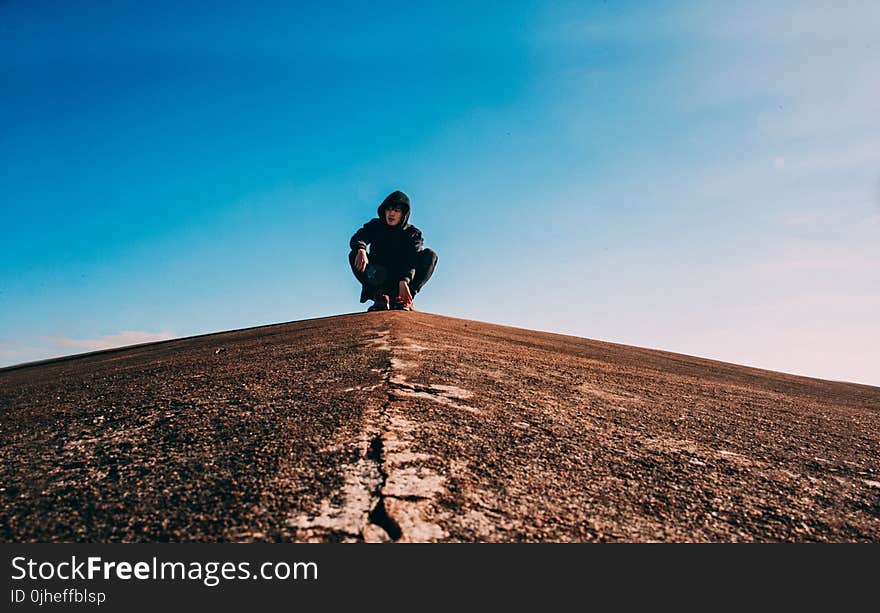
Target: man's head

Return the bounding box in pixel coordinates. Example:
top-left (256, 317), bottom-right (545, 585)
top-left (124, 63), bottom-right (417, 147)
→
top-left (378, 190), bottom-right (411, 227)
top-left (384, 203), bottom-right (404, 227)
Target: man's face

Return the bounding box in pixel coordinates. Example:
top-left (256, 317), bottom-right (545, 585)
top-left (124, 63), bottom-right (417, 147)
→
top-left (384, 205), bottom-right (403, 226)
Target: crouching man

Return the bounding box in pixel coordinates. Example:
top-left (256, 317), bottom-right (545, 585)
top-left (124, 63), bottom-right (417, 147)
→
top-left (349, 190), bottom-right (438, 311)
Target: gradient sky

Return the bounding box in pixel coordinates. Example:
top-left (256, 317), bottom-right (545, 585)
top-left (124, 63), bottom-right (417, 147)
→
top-left (2, 1), bottom-right (879, 385)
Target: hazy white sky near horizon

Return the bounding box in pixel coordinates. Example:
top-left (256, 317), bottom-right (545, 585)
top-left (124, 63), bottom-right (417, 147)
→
top-left (2, 1), bottom-right (878, 385)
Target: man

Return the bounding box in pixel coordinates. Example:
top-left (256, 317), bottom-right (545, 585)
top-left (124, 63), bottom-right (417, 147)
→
top-left (349, 190), bottom-right (438, 311)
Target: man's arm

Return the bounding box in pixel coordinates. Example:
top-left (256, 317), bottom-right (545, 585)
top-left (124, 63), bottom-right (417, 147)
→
top-left (351, 221), bottom-right (378, 273)
top-left (350, 220), bottom-right (376, 252)
top-left (400, 228), bottom-right (424, 284)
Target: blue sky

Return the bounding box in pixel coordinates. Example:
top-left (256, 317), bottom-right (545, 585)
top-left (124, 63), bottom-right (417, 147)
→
top-left (2, 1), bottom-right (879, 385)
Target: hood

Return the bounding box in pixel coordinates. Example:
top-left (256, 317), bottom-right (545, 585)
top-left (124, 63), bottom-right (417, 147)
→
top-left (377, 190), bottom-right (411, 227)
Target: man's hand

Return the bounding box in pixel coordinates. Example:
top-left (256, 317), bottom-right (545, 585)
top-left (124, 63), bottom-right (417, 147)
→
top-left (354, 248), bottom-right (368, 273)
top-left (398, 280), bottom-right (413, 307)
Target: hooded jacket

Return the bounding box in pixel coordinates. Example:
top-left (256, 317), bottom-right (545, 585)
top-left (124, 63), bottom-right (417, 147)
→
top-left (350, 191), bottom-right (424, 285)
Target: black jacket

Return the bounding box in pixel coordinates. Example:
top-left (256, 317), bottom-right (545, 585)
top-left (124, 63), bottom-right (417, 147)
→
top-left (349, 191), bottom-right (424, 284)
top-left (349, 219), bottom-right (424, 283)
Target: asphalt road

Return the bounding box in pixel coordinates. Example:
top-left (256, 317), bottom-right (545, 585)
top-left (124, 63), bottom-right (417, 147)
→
top-left (1, 312), bottom-right (878, 541)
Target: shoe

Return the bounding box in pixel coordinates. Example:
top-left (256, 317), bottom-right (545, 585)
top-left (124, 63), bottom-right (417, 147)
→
top-left (390, 299), bottom-right (413, 311)
top-left (367, 294), bottom-right (390, 311)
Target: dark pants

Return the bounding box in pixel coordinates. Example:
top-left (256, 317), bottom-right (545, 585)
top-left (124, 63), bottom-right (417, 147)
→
top-left (349, 248), bottom-right (438, 302)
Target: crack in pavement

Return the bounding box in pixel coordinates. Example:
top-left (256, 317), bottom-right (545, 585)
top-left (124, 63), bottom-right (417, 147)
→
top-left (363, 329), bottom-right (448, 542)
top-left (388, 372), bottom-right (479, 414)
top-left (362, 346), bottom-right (403, 542)
top-left (286, 327), bottom-right (448, 542)
top-left (366, 430), bottom-right (402, 541)
top-left (284, 330), bottom-right (392, 542)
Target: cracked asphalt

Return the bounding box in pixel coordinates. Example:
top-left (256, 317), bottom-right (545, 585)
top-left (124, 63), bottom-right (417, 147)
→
top-left (1, 312), bottom-right (878, 542)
